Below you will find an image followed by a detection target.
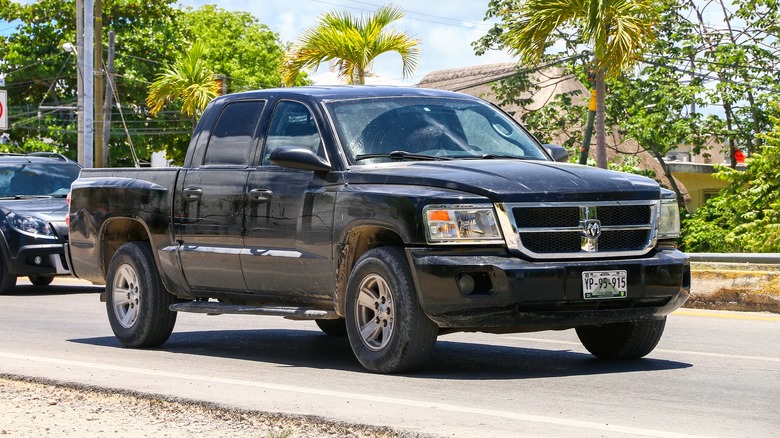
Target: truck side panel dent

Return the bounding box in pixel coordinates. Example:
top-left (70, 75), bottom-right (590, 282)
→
top-left (68, 170), bottom-right (182, 290)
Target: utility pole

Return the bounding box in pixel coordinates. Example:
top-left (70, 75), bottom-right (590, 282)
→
top-left (83, 0), bottom-right (94, 168)
top-left (101, 31), bottom-right (115, 167)
top-left (94, 0), bottom-right (104, 167)
top-left (76, 0), bottom-right (84, 165)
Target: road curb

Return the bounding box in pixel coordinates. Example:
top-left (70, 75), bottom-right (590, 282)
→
top-left (687, 263), bottom-right (780, 314)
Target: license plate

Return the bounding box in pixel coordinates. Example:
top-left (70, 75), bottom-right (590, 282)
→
top-left (582, 270), bottom-right (627, 299)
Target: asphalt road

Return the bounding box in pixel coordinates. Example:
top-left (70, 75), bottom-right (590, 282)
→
top-left (1, 277), bottom-right (779, 438)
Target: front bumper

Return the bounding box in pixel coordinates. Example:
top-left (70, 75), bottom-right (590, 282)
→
top-left (6, 243), bottom-right (70, 276)
top-left (1, 224), bottom-right (70, 277)
top-left (408, 247), bottom-right (690, 332)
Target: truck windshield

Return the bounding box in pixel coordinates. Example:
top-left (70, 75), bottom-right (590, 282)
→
top-left (0, 162), bottom-right (82, 197)
top-left (324, 97), bottom-right (548, 164)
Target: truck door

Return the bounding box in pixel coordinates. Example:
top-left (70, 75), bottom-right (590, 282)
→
top-left (242, 100), bottom-right (335, 304)
top-left (176, 100), bottom-right (265, 292)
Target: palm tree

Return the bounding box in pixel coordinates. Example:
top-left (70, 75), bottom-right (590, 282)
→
top-left (147, 41), bottom-right (220, 131)
top-left (281, 4), bottom-right (419, 86)
top-left (499, 0), bottom-right (658, 168)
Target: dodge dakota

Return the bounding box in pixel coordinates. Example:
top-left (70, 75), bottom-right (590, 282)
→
top-left (67, 86), bottom-right (690, 373)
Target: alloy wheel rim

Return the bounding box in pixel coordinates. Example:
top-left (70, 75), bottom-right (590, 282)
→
top-left (112, 263), bottom-right (140, 328)
top-left (355, 273), bottom-right (395, 351)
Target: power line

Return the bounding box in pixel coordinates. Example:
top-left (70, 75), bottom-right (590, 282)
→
top-left (306, 0), bottom-right (492, 30)
top-left (0, 52), bottom-right (69, 76)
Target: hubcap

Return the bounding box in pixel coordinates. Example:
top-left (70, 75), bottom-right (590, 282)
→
top-left (355, 273), bottom-right (395, 351)
top-left (112, 263), bottom-right (140, 328)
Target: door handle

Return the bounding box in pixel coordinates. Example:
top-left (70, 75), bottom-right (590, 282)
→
top-left (248, 188), bottom-right (273, 202)
top-left (182, 187), bottom-right (203, 201)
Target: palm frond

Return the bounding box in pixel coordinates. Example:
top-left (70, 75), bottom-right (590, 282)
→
top-left (281, 3), bottom-right (419, 85)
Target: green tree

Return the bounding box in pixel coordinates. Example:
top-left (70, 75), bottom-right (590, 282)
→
top-left (177, 4), bottom-right (292, 91)
top-left (281, 4), bottom-right (419, 85)
top-left (682, 107), bottom-right (780, 252)
top-left (682, 0), bottom-right (778, 167)
top-left (1, 1), bottom-right (294, 166)
top-left (0, 0), bottom-right (186, 164)
top-left (476, 0), bottom-right (659, 169)
top-left (146, 41), bottom-right (220, 131)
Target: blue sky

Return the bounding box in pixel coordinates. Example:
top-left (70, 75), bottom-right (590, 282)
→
top-left (1, 1), bottom-right (514, 84)
top-left (177, 0), bottom-right (515, 84)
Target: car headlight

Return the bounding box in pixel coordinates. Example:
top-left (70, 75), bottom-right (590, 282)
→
top-left (6, 212), bottom-right (56, 238)
top-left (657, 197), bottom-right (680, 239)
top-left (423, 204), bottom-right (503, 244)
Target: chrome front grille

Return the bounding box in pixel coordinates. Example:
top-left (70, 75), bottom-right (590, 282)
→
top-left (496, 201), bottom-right (659, 259)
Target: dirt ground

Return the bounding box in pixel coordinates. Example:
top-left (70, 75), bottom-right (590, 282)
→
top-left (0, 376), bottom-right (419, 438)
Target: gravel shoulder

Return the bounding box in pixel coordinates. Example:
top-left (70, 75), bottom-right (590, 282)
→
top-left (0, 375), bottom-right (418, 438)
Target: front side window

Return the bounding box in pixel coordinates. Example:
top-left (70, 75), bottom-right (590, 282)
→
top-left (325, 97), bottom-right (547, 164)
top-left (203, 100), bottom-right (265, 166)
top-left (262, 101), bottom-right (322, 165)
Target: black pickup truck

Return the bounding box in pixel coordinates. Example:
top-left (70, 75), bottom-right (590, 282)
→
top-left (67, 86), bottom-right (690, 373)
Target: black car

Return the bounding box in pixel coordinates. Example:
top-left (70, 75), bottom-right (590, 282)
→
top-left (0, 153), bottom-right (82, 294)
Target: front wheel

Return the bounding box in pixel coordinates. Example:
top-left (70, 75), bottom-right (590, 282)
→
top-left (345, 247), bottom-right (438, 373)
top-left (0, 255), bottom-right (17, 295)
top-left (105, 242), bottom-right (177, 348)
top-left (315, 318), bottom-right (347, 336)
top-left (576, 317), bottom-right (667, 359)
top-left (29, 274), bottom-right (54, 286)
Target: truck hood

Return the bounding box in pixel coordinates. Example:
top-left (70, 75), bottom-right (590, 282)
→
top-left (345, 159), bottom-right (660, 202)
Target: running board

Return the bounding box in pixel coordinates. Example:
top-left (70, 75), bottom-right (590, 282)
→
top-left (169, 301), bottom-right (339, 320)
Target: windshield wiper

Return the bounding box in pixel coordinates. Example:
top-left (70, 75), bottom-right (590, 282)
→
top-left (477, 154), bottom-right (534, 160)
top-left (355, 150), bottom-right (452, 162)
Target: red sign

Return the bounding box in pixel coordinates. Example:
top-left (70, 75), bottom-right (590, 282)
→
top-left (0, 90), bottom-right (7, 131)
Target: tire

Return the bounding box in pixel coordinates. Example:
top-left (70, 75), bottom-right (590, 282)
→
top-left (0, 255), bottom-right (17, 295)
top-left (345, 247), bottom-right (438, 373)
top-left (576, 317), bottom-right (667, 359)
top-left (105, 242), bottom-right (177, 348)
top-left (29, 274), bottom-right (54, 286)
top-left (315, 318), bottom-right (347, 336)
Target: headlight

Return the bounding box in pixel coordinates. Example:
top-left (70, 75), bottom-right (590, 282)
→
top-left (423, 204), bottom-right (503, 244)
top-left (6, 212), bottom-right (56, 238)
top-left (657, 198), bottom-right (680, 239)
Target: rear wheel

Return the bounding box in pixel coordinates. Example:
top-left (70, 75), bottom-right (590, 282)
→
top-left (345, 247), bottom-right (438, 373)
top-left (105, 242), bottom-right (177, 348)
top-left (29, 274), bottom-right (54, 286)
top-left (576, 317), bottom-right (667, 359)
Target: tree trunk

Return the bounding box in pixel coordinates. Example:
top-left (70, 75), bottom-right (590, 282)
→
top-left (595, 69), bottom-right (608, 169)
top-left (579, 90), bottom-right (597, 165)
top-left (724, 100), bottom-right (736, 169)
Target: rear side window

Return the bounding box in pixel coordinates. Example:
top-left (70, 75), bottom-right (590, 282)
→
top-left (203, 100), bottom-right (265, 166)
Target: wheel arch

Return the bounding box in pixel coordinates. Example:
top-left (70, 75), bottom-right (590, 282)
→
top-left (335, 224), bottom-right (405, 316)
top-left (99, 217), bottom-right (152, 280)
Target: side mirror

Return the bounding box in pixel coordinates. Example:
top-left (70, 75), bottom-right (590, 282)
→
top-left (269, 146), bottom-right (331, 172)
top-left (543, 144), bottom-right (569, 163)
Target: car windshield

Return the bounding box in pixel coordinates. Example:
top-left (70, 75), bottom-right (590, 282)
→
top-left (0, 162), bottom-right (81, 197)
top-left (324, 96), bottom-right (548, 164)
